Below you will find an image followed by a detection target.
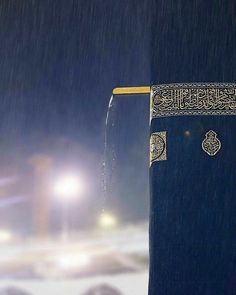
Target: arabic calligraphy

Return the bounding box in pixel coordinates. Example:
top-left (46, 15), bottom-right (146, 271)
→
top-left (202, 130), bottom-right (221, 156)
top-left (150, 132), bottom-right (167, 165)
top-left (151, 83), bottom-right (236, 118)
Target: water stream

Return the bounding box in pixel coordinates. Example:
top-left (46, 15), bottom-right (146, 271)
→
top-left (102, 95), bottom-right (115, 213)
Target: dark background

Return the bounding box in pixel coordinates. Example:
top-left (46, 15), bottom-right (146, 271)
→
top-left (0, 0), bottom-right (235, 235)
top-left (0, 0), bottom-right (151, 234)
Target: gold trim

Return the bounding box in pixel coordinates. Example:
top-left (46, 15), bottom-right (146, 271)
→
top-left (150, 87), bottom-right (153, 124)
top-left (112, 86), bottom-right (151, 95)
top-left (150, 131), bottom-right (167, 165)
top-left (202, 130), bottom-right (221, 156)
top-left (151, 83), bottom-right (236, 119)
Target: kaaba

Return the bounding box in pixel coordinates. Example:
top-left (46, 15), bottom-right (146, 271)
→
top-left (149, 83), bottom-right (236, 295)
top-left (148, 1), bottom-right (236, 294)
top-left (113, 2), bottom-right (236, 293)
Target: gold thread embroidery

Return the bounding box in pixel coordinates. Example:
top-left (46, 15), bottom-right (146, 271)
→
top-left (151, 83), bottom-right (236, 119)
top-left (150, 132), bottom-right (167, 165)
top-left (202, 130), bottom-right (221, 156)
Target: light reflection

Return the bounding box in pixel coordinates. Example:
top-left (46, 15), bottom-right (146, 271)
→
top-left (57, 253), bottom-right (91, 270)
top-left (99, 212), bottom-right (117, 229)
top-left (0, 229), bottom-right (12, 243)
top-left (184, 130), bottom-right (191, 137)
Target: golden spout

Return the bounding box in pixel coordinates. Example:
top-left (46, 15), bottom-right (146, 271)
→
top-left (112, 86), bottom-right (150, 95)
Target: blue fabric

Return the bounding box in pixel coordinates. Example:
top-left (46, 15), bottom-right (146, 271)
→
top-left (149, 2), bottom-right (236, 294)
top-left (150, 0), bottom-right (236, 84)
top-left (149, 115), bottom-right (236, 294)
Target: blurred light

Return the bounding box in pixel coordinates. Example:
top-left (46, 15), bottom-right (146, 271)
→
top-left (54, 174), bottom-right (85, 200)
top-left (0, 196), bottom-right (26, 208)
top-left (184, 130), bottom-right (191, 137)
top-left (0, 229), bottom-right (12, 243)
top-left (99, 212), bottom-right (117, 229)
top-left (57, 253), bottom-right (91, 270)
top-left (0, 176), bottom-right (18, 187)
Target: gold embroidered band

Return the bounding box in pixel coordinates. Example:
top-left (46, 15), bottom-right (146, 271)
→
top-left (151, 83), bottom-right (236, 119)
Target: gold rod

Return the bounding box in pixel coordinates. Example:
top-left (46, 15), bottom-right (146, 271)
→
top-left (112, 86), bottom-right (151, 95)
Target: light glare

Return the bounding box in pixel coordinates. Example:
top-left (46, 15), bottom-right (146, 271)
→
top-left (57, 253), bottom-right (91, 269)
top-left (0, 230), bottom-right (12, 243)
top-left (99, 213), bottom-right (117, 229)
top-left (54, 174), bottom-right (84, 199)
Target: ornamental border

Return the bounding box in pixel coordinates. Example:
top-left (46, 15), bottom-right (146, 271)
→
top-left (151, 83), bottom-right (236, 119)
top-left (150, 131), bottom-right (167, 166)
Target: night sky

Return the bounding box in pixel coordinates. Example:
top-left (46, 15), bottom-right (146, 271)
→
top-left (0, 0), bottom-right (151, 234)
top-left (1, 0), bottom-right (235, 234)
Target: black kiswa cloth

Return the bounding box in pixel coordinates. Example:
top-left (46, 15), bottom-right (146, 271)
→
top-left (149, 83), bottom-right (236, 295)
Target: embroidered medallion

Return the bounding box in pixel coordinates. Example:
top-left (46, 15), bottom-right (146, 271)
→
top-left (150, 132), bottom-right (167, 165)
top-left (202, 130), bottom-right (221, 156)
top-left (151, 83), bottom-right (236, 119)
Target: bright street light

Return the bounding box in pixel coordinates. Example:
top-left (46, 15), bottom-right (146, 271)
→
top-left (53, 173), bottom-right (86, 241)
top-left (53, 174), bottom-right (85, 200)
top-left (99, 212), bottom-right (117, 229)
